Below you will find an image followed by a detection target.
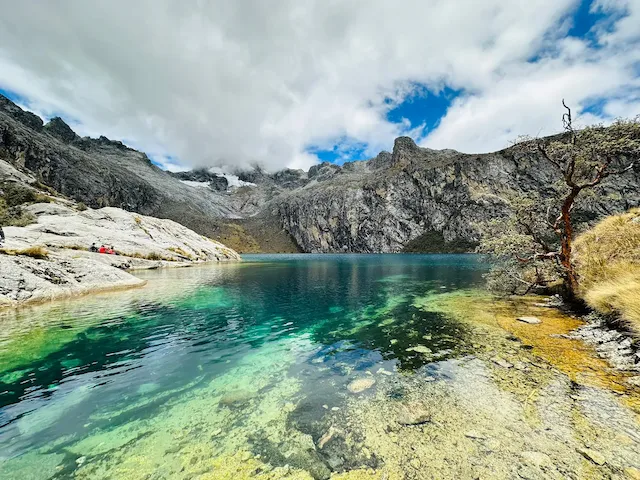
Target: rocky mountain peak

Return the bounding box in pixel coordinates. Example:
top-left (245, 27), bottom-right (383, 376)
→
top-left (308, 162), bottom-right (341, 181)
top-left (392, 136), bottom-right (421, 164)
top-left (44, 117), bottom-right (78, 143)
top-left (0, 93), bottom-right (43, 131)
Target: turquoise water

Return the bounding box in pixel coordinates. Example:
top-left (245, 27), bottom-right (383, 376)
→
top-left (0, 255), bottom-right (484, 475)
top-left (1, 254), bottom-right (639, 479)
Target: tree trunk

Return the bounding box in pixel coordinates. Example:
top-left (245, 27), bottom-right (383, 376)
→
top-left (560, 187), bottom-right (580, 297)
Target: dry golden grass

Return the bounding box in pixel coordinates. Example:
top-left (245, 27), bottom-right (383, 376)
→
top-left (168, 246), bottom-right (194, 259)
top-left (574, 208), bottom-right (640, 333)
top-left (124, 251), bottom-right (174, 261)
top-left (0, 245), bottom-right (49, 259)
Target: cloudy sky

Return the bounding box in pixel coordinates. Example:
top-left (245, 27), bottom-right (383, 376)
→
top-left (1, 0), bottom-right (639, 172)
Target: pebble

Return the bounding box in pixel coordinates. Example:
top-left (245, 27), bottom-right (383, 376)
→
top-left (577, 447), bottom-right (606, 465)
top-left (520, 451), bottom-right (551, 467)
top-left (322, 404), bottom-right (329, 409)
top-left (212, 428), bottom-right (223, 436)
top-left (465, 431), bottom-right (487, 440)
top-left (491, 357), bottom-right (513, 369)
top-left (517, 316), bottom-right (542, 324)
top-left (75, 456), bottom-right (86, 466)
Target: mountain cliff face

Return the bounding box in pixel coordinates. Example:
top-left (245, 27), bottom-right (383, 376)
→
top-left (0, 95), bottom-right (241, 235)
top-left (272, 137), bottom-right (640, 252)
top-left (2, 94), bottom-right (639, 253)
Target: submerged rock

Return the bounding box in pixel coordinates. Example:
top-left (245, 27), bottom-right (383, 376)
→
top-left (396, 409), bottom-right (431, 426)
top-left (317, 426), bottom-right (341, 449)
top-left (347, 378), bottom-right (376, 394)
top-left (218, 390), bottom-right (255, 407)
top-left (405, 345), bottom-right (432, 354)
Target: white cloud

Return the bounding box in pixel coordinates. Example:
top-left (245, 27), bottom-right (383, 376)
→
top-left (0, 0), bottom-right (638, 170)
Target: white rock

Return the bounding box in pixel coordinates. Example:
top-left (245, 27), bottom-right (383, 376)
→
top-left (0, 203), bottom-right (240, 308)
top-left (517, 316), bottom-right (542, 324)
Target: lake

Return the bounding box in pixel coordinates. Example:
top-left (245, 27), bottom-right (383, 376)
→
top-left (1, 254), bottom-right (639, 479)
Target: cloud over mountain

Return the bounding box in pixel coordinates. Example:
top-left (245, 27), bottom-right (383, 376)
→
top-left (1, 0), bottom-right (638, 171)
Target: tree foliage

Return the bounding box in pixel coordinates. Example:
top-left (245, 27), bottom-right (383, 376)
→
top-left (479, 103), bottom-right (640, 297)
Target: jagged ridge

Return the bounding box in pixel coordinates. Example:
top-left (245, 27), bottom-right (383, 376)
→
top-left (2, 93), bottom-right (639, 253)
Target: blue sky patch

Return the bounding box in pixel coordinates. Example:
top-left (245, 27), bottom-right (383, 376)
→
top-left (567, 0), bottom-right (608, 41)
top-left (386, 85), bottom-right (461, 134)
top-left (307, 139), bottom-right (370, 164)
top-left (0, 88), bottom-right (32, 108)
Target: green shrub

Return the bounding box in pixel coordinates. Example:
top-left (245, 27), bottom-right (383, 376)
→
top-left (0, 198), bottom-right (36, 227)
top-left (1, 182), bottom-right (37, 207)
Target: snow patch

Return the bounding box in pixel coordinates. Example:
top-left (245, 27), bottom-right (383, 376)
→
top-left (209, 167), bottom-right (256, 188)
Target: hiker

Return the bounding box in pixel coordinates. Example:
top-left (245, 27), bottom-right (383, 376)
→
top-left (89, 243), bottom-right (98, 252)
top-left (0, 226), bottom-right (4, 246)
top-left (98, 245), bottom-right (107, 254)
top-left (106, 245), bottom-right (115, 255)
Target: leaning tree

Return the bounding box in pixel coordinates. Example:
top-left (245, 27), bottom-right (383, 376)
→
top-left (480, 102), bottom-right (640, 298)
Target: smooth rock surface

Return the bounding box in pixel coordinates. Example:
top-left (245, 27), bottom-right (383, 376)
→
top-left (0, 203), bottom-right (239, 307)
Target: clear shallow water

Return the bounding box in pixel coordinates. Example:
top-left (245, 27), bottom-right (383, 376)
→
top-left (1, 254), bottom-right (639, 479)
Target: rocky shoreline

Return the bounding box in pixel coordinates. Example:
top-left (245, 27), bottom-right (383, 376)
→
top-left (532, 295), bottom-right (640, 383)
top-left (0, 203), bottom-right (240, 308)
top-left (568, 312), bottom-right (640, 381)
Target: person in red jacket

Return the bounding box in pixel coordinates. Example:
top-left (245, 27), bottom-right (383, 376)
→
top-left (98, 245), bottom-right (107, 254)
